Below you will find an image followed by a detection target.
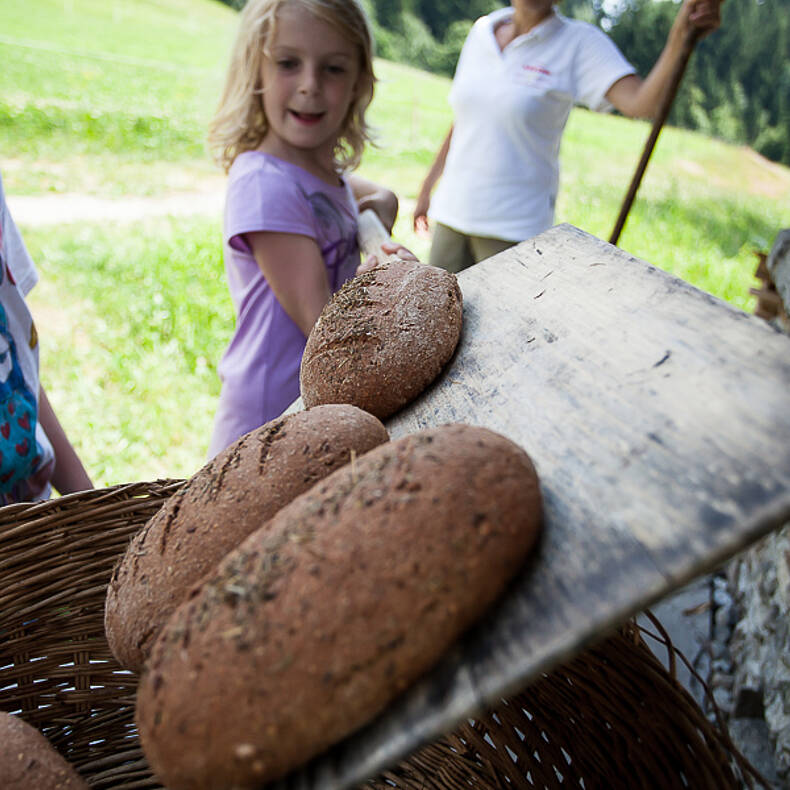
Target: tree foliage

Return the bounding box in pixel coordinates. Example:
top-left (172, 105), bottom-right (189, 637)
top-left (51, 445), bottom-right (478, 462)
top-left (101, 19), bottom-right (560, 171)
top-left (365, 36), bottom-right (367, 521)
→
top-left (409, 0), bottom-right (501, 39)
top-left (372, 0), bottom-right (403, 30)
top-left (606, 0), bottom-right (790, 166)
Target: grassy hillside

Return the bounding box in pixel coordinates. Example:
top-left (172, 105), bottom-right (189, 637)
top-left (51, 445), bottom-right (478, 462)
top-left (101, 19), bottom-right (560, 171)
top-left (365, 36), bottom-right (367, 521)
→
top-left (1, 0), bottom-right (235, 194)
top-left (2, 0), bottom-right (789, 486)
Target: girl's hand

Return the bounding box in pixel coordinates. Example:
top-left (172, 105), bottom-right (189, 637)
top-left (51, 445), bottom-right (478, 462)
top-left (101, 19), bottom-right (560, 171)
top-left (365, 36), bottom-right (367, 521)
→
top-left (355, 190), bottom-right (398, 234)
top-left (358, 241), bottom-right (419, 274)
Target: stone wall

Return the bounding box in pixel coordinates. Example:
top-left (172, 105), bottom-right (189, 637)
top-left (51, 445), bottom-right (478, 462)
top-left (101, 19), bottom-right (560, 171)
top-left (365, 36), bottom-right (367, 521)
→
top-left (726, 229), bottom-right (790, 785)
top-left (728, 526), bottom-right (790, 780)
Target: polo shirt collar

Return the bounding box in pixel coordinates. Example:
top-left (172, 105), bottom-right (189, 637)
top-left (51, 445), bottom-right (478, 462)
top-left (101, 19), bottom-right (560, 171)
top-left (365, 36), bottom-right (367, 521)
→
top-left (489, 6), bottom-right (562, 49)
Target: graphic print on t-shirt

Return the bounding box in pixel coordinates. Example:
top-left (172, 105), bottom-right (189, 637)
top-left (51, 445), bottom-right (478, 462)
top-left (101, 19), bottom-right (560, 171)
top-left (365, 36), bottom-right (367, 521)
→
top-left (303, 189), bottom-right (359, 290)
top-left (0, 267), bottom-right (41, 494)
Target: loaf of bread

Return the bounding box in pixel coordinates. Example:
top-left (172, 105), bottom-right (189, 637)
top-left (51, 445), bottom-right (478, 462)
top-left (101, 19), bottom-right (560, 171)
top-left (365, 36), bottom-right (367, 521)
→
top-left (136, 423), bottom-right (542, 790)
top-left (105, 404), bottom-right (389, 672)
top-left (0, 711), bottom-right (88, 790)
top-left (300, 260), bottom-right (462, 419)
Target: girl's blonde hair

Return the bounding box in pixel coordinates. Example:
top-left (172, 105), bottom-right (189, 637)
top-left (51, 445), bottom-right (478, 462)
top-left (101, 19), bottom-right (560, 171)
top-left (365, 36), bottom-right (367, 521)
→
top-left (208, 0), bottom-right (375, 173)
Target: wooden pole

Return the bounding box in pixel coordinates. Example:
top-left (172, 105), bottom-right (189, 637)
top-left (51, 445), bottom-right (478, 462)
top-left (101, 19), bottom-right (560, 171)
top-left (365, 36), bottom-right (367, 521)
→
top-left (609, 28), bottom-right (701, 246)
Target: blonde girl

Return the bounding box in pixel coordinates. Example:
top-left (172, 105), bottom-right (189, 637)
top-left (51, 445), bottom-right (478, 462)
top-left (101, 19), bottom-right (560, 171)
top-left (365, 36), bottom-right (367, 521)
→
top-left (207, 0), bottom-right (412, 458)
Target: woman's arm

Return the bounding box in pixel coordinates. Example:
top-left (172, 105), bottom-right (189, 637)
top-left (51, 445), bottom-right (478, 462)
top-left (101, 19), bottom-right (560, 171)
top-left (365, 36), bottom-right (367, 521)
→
top-left (38, 385), bottom-right (93, 495)
top-left (413, 125), bottom-right (454, 233)
top-left (247, 231), bottom-right (331, 338)
top-left (348, 173), bottom-right (399, 234)
top-left (605, 0), bottom-right (722, 119)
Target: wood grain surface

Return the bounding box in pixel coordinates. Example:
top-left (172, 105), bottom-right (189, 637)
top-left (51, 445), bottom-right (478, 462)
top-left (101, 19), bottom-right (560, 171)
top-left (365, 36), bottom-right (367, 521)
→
top-left (279, 223), bottom-right (790, 790)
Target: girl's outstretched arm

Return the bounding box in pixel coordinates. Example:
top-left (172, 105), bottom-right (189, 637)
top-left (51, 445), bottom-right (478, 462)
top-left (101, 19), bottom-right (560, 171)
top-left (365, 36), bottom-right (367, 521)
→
top-left (348, 173), bottom-right (398, 234)
top-left (247, 231), bottom-right (331, 338)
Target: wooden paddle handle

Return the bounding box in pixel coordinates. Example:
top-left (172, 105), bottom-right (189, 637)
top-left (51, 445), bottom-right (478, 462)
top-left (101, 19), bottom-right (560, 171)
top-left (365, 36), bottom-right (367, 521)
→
top-left (609, 27), bottom-right (701, 246)
top-left (357, 208), bottom-right (399, 263)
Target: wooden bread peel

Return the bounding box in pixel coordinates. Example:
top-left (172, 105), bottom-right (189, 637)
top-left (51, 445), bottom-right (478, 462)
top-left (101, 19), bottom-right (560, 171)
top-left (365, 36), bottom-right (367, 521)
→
top-left (357, 208), bottom-right (402, 264)
top-left (281, 222), bottom-right (790, 790)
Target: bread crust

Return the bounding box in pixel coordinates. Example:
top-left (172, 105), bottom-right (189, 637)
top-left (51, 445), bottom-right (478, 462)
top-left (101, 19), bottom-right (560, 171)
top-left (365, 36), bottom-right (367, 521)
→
top-left (0, 712), bottom-right (89, 790)
top-left (105, 404), bottom-right (389, 672)
top-left (300, 260), bottom-right (463, 418)
top-left (136, 423), bottom-right (542, 790)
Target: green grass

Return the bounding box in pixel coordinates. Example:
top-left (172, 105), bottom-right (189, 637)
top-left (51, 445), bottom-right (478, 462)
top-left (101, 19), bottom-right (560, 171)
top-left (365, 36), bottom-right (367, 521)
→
top-left (25, 217), bottom-right (230, 482)
top-left (0, 0), bottom-right (233, 193)
top-left (555, 110), bottom-right (788, 310)
top-left (8, 0), bottom-right (790, 487)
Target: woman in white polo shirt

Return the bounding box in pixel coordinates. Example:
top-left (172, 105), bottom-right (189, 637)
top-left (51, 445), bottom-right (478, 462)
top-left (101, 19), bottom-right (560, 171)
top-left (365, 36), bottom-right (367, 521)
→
top-left (413, 0), bottom-right (722, 273)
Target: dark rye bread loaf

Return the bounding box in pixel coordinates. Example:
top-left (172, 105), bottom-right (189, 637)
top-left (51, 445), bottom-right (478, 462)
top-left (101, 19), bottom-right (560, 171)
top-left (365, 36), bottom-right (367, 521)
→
top-left (300, 259), bottom-right (462, 419)
top-left (136, 423), bottom-right (542, 790)
top-left (0, 712), bottom-right (89, 790)
top-left (105, 404), bottom-right (389, 672)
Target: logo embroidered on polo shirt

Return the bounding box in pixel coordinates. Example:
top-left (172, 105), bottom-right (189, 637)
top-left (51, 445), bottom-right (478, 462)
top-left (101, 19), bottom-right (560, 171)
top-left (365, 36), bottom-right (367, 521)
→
top-left (523, 64), bottom-right (550, 76)
top-left (514, 62), bottom-right (552, 87)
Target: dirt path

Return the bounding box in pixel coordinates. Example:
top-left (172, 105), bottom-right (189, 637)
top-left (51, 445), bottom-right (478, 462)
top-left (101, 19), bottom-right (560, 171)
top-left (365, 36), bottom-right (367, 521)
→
top-left (7, 189), bottom-right (225, 227)
top-left (7, 190), bottom-right (417, 228)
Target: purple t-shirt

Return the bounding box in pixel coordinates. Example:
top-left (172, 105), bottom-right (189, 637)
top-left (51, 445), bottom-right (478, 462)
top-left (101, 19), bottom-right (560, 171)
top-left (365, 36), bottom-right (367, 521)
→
top-left (208, 152), bottom-right (360, 458)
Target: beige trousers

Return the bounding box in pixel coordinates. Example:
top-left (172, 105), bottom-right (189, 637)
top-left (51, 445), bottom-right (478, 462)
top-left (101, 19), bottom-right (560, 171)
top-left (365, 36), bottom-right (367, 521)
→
top-left (428, 223), bottom-right (518, 274)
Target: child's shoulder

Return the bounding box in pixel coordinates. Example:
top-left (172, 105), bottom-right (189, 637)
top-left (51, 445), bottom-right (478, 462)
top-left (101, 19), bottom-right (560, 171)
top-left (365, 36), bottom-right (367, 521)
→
top-left (229, 151), bottom-right (315, 185)
top-left (227, 151), bottom-right (307, 204)
top-left (0, 172), bottom-right (38, 296)
top-left (230, 150), bottom-right (295, 183)
top-left (230, 152), bottom-right (348, 193)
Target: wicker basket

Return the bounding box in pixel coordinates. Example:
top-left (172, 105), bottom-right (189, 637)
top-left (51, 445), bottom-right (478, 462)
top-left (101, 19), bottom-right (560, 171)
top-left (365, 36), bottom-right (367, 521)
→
top-left (0, 482), bottom-right (767, 789)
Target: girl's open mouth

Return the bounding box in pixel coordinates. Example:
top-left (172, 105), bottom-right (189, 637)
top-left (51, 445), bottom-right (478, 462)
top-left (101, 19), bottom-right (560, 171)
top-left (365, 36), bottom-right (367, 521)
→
top-left (290, 110), bottom-right (324, 125)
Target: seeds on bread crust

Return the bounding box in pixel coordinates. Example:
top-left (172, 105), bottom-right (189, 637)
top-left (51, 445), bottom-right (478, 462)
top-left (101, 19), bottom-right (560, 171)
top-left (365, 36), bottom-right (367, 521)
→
top-left (104, 404), bottom-right (389, 672)
top-left (300, 260), bottom-right (462, 418)
top-left (136, 423), bottom-right (542, 790)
